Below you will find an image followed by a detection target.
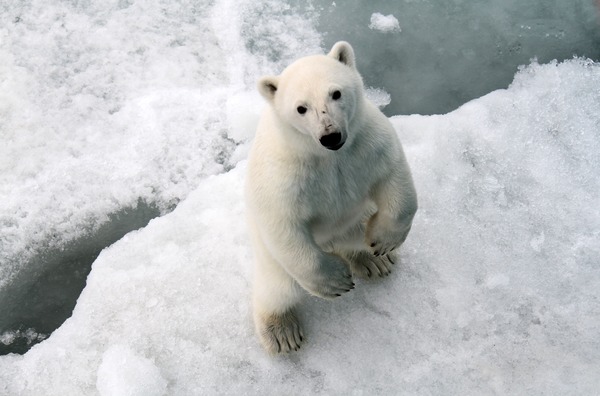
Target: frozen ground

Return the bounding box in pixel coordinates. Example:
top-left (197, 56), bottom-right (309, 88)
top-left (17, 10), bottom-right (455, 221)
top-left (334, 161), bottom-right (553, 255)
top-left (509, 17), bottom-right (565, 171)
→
top-left (1, 0), bottom-right (600, 394)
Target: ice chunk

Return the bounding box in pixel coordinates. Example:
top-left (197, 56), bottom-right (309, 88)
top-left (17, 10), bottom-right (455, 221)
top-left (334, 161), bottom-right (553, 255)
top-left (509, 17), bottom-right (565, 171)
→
top-left (365, 87), bottom-right (392, 109)
top-left (97, 345), bottom-right (167, 396)
top-left (369, 12), bottom-right (401, 33)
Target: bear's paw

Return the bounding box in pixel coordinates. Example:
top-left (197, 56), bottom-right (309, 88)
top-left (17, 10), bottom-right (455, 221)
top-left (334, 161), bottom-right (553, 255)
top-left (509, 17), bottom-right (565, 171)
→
top-left (348, 251), bottom-right (395, 279)
top-left (300, 254), bottom-right (355, 299)
top-left (256, 309), bottom-right (304, 355)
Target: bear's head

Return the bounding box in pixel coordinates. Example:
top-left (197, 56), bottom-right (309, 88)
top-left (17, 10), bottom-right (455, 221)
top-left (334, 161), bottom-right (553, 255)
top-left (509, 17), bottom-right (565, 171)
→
top-left (258, 41), bottom-right (364, 152)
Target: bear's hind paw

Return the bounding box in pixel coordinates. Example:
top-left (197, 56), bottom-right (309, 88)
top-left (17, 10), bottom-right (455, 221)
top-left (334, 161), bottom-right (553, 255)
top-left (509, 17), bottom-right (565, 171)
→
top-left (349, 251), bottom-right (395, 279)
top-left (257, 309), bottom-right (304, 355)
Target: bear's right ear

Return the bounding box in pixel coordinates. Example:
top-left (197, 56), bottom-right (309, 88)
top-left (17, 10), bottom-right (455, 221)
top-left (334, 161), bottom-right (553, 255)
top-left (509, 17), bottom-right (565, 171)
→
top-left (257, 76), bottom-right (279, 103)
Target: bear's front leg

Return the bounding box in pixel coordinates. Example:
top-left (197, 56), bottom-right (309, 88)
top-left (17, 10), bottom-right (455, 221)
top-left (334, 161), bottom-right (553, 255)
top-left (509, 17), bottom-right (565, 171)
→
top-left (260, 223), bottom-right (356, 299)
top-left (366, 168), bottom-right (418, 257)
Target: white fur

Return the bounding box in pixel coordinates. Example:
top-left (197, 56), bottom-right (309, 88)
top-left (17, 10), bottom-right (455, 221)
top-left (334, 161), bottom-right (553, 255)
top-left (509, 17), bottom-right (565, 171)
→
top-left (246, 41), bottom-right (417, 354)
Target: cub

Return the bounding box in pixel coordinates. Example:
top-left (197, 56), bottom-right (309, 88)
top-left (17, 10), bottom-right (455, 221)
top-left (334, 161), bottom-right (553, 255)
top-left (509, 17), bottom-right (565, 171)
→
top-left (245, 41), bottom-right (417, 354)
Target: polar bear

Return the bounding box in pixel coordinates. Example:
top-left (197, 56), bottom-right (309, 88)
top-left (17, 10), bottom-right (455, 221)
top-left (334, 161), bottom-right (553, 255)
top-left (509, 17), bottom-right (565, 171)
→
top-left (245, 41), bottom-right (417, 354)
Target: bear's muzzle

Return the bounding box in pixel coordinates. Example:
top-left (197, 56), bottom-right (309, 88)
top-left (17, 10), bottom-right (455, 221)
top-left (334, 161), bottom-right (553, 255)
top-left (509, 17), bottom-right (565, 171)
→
top-left (319, 132), bottom-right (344, 150)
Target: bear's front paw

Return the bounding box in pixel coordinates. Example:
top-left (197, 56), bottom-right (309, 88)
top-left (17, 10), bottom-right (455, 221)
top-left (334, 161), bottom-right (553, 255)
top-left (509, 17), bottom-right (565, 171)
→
top-left (256, 309), bottom-right (304, 354)
top-left (366, 213), bottom-right (412, 257)
top-left (301, 254), bottom-right (354, 299)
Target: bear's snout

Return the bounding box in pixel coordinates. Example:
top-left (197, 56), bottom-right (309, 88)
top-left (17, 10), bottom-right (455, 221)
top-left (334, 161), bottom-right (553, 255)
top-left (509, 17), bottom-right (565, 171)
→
top-left (319, 132), bottom-right (344, 150)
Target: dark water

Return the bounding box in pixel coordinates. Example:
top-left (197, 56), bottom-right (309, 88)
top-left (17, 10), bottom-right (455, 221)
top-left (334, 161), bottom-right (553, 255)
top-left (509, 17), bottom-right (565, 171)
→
top-left (310, 0), bottom-right (600, 115)
top-left (0, 201), bottom-right (160, 355)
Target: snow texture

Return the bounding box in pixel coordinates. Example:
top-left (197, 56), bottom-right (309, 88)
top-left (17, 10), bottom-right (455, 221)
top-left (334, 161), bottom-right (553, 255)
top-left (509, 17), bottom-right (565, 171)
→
top-left (1, 57), bottom-right (599, 394)
top-left (1, 0), bottom-right (600, 394)
top-left (369, 12), bottom-right (401, 33)
top-left (96, 344), bottom-right (168, 396)
top-left (0, 0), bottom-right (320, 290)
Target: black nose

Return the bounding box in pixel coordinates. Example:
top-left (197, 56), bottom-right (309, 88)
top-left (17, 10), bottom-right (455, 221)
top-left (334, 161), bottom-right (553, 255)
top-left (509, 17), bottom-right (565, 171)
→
top-left (319, 132), bottom-right (344, 150)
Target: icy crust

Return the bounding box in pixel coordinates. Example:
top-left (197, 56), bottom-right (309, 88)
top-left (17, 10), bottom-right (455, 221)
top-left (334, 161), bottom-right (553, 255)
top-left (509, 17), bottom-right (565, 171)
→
top-left (0, 0), bottom-right (321, 288)
top-left (1, 58), bottom-right (598, 394)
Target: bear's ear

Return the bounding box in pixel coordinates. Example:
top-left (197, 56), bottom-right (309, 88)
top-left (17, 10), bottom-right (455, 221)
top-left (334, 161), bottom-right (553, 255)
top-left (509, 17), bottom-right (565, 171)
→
top-left (328, 41), bottom-right (355, 69)
top-left (257, 76), bottom-right (279, 103)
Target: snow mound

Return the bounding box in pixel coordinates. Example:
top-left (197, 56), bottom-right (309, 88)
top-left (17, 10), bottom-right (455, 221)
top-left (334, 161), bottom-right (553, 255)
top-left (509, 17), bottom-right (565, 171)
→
top-left (1, 58), bottom-right (598, 395)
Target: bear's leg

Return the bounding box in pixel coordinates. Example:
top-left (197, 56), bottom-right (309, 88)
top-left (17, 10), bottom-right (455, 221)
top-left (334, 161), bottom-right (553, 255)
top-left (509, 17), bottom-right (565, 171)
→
top-left (345, 250), bottom-right (396, 279)
top-left (252, 239), bottom-right (305, 354)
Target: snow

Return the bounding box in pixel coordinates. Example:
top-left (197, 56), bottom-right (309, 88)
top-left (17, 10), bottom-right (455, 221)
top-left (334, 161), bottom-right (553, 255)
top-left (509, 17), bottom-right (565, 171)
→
top-left (0, 0), bottom-right (321, 326)
top-left (369, 12), bottom-right (401, 33)
top-left (1, 56), bottom-right (599, 394)
top-left (96, 344), bottom-right (168, 396)
top-left (1, 0), bottom-right (600, 394)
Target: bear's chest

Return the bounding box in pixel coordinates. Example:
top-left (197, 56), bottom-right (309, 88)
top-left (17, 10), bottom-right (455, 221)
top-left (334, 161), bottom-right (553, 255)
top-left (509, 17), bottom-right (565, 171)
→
top-left (291, 148), bottom-right (383, 224)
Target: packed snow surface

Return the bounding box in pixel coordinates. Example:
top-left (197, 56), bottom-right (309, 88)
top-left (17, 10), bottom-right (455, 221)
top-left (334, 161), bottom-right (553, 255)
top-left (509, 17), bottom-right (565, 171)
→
top-left (1, 0), bottom-right (600, 394)
top-left (1, 57), bottom-right (599, 394)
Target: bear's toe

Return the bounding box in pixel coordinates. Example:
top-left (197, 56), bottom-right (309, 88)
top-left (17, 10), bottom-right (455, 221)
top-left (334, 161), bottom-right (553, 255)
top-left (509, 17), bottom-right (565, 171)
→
top-left (349, 251), bottom-right (395, 279)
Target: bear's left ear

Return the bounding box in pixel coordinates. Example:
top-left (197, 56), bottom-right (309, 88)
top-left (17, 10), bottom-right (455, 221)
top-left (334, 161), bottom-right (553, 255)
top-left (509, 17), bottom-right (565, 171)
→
top-left (328, 41), bottom-right (356, 69)
top-left (257, 76), bottom-right (279, 103)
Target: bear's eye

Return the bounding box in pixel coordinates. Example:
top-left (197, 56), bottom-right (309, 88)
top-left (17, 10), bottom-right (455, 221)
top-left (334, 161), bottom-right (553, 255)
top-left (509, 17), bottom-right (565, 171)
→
top-left (332, 90), bottom-right (341, 100)
top-left (297, 106), bottom-right (307, 115)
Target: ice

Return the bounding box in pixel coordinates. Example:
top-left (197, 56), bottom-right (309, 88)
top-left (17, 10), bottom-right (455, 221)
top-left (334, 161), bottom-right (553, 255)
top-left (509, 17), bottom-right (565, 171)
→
top-left (365, 87), bottom-right (392, 109)
top-left (1, 57), bottom-right (599, 394)
top-left (369, 12), bottom-right (401, 33)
